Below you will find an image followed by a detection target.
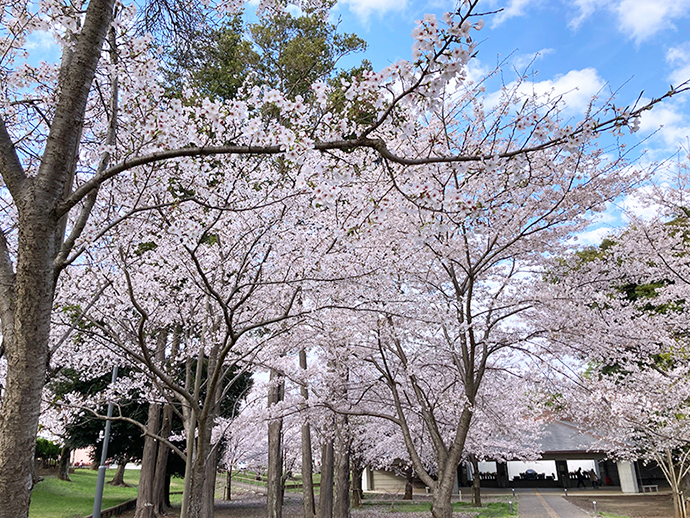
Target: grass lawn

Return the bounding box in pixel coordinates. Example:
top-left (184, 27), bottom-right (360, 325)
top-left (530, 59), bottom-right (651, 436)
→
top-left (29, 469), bottom-right (184, 518)
top-left (361, 500), bottom-right (516, 517)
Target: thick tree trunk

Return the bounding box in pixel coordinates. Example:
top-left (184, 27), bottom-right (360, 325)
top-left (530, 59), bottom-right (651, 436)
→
top-left (134, 403), bottom-right (161, 517)
top-left (136, 329), bottom-right (166, 518)
top-left (430, 480), bottom-right (454, 518)
top-left (57, 446), bottom-right (71, 482)
top-left (153, 331), bottom-right (178, 516)
top-left (350, 462), bottom-right (364, 508)
top-left (351, 462), bottom-right (363, 508)
top-left (267, 369), bottom-right (285, 518)
top-left (0, 0), bottom-right (115, 515)
top-left (152, 403), bottom-right (172, 516)
top-left (299, 349), bottom-right (316, 518)
top-left (0, 215), bottom-right (57, 517)
top-left (319, 439), bottom-right (334, 518)
top-left (202, 444), bottom-right (219, 516)
top-left (109, 461), bottom-right (128, 486)
top-left (333, 418), bottom-right (350, 518)
top-left (225, 468), bottom-right (232, 501)
top-left (182, 419), bottom-right (213, 518)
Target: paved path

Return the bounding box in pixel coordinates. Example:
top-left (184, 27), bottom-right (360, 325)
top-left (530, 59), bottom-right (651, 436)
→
top-left (518, 489), bottom-right (593, 517)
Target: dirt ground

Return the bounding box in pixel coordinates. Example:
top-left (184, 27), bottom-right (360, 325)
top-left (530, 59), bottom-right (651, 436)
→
top-left (118, 487), bottom-right (476, 518)
top-left (118, 486), bottom-right (677, 518)
top-left (568, 493), bottom-right (675, 517)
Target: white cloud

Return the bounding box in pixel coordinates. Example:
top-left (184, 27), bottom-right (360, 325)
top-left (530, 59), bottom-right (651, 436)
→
top-left (568, 0), bottom-right (599, 29)
top-left (574, 226), bottom-right (615, 246)
top-left (491, 0), bottom-right (536, 27)
top-left (638, 98), bottom-right (690, 148)
top-left (622, 187), bottom-right (664, 221)
top-left (569, 0), bottom-right (690, 43)
top-left (341, 0), bottom-right (407, 22)
top-left (667, 43), bottom-right (690, 87)
top-left (511, 48), bottom-right (555, 72)
top-left (486, 68), bottom-right (605, 115)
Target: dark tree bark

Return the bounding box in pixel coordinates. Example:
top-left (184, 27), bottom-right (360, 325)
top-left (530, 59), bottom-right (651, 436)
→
top-left (201, 444), bottom-right (219, 516)
top-left (403, 466), bottom-right (414, 500)
top-left (109, 460), bottom-right (128, 486)
top-left (153, 328), bottom-right (179, 516)
top-left (351, 462), bottom-right (363, 508)
top-left (225, 468), bottom-right (232, 501)
top-left (318, 439), bottom-right (334, 518)
top-left (57, 446), bottom-right (71, 482)
top-left (135, 330), bottom-right (166, 518)
top-left (135, 403), bottom-right (160, 516)
top-left (267, 369), bottom-right (285, 518)
top-left (333, 417), bottom-right (350, 518)
top-left (299, 349), bottom-right (316, 518)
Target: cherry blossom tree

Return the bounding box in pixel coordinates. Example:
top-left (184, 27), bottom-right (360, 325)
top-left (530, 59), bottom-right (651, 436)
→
top-left (530, 173), bottom-right (690, 517)
top-left (0, 0), bottom-right (684, 514)
top-left (299, 71), bottom-right (655, 517)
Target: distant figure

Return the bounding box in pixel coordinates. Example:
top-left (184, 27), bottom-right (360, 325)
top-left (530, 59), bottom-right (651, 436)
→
top-left (605, 474), bottom-right (612, 486)
top-left (589, 469), bottom-right (599, 489)
top-left (576, 468), bottom-right (586, 488)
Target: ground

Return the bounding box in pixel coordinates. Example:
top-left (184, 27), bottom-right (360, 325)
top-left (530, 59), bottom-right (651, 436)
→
top-left (113, 481), bottom-right (680, 518)
top-left (118, 485), bottom-right (477, 518)
top-left (567, 493), bottom-right (675, 517)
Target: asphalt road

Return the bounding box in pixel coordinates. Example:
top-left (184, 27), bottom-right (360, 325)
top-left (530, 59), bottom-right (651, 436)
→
top-left (519, 489), bottom-right (593, 518)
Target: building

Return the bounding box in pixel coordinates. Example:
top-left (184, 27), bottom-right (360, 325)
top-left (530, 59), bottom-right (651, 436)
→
top-left (362, 421), bottom-right (666, 494)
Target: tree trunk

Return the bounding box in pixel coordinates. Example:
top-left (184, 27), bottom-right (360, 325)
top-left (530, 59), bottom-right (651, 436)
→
top-left (319, 439), bottom-right (334, 518)
top-left (109, 461), bottom-right (128, 486)
top-left (403, 466), bottom-right (414, 500)
top-left (430, 480), bottom-right (454, 518)
top-left (0, 215), bottom-right (58, 517)
top-left (152, 403), bottom-right (173, 516)
top-left (153, 330), bottom-right (179, 516)
top-left (0, 0), bottom-right (115, 515)
top-left (470, 456), bottom-right (481, 507)
top-left (202, 444), bottom-right (219, 516)
top-left (351, 462), bottom-right (363, 508)
top-left (225, 468), bottom-right (232, 501)
top-left (136, 329), bottom-right (167, 517)
top-left (181, 419), bottom-right (213, 518)
top-left (333, 418), bottom-right (350, 518)
top-left (267, 369), bottom-right (285, 518)
top-left (57, 446), bottom-right (71, 482)
top-left (134, 403), bottom-right (161, 517)
top-left (299, 349), bottom-right (316, 518)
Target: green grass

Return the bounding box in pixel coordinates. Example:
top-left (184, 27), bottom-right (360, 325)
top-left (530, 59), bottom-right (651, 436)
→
top-left (599, 513), bottom-right (631, 518)
top-left (29, 469), bottom-right (185, 518)
top-left (360, 500), bottom-right (516, 517)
